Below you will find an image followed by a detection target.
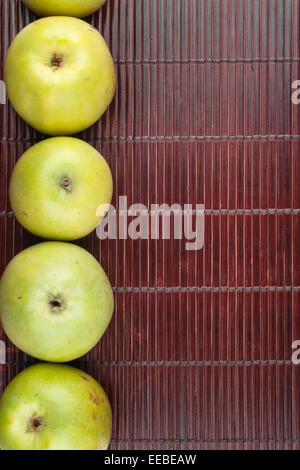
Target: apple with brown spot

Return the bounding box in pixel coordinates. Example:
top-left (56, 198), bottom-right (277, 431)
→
top-left (0, 363), bottom-right (112, 450)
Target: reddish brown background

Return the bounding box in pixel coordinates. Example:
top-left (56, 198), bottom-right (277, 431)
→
top-left (0, 0), bottom-right (300, 450)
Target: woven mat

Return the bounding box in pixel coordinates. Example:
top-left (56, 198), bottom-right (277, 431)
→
top-left (0, 0), bottom-right (299, 450)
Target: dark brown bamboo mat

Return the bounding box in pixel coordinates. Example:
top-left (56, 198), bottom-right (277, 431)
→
top-left (0, 0), bottom-right (299, 450)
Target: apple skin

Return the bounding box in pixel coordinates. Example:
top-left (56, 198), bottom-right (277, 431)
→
top-left (0, 363), bottom-right (112, 450)
top-left (22, 0), bottom-right (107, 18)
top-left (4, 17), bottom-right (116, 135)
top-left (0, 242), bottom-right (114, 362)
top-left (9, 137), bottom-right (113, 240)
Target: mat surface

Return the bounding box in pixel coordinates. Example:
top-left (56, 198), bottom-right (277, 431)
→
top-left (0, 0), bottom-right (299, 450)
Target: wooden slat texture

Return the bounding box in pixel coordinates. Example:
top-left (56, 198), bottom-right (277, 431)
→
top-left (0, 0), bottom-right (299, 450)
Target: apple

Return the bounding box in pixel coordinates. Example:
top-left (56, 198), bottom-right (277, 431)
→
top-left (4, 16), bottom-right (116, 135)
top-left (22, 0), bottom-right (107, 18)
top-left (9, 137), bottom-right (113, 240)
top-left (0, 363), bottom-right (112, 450)
top-left (0, 242), bottom-right (114, 362)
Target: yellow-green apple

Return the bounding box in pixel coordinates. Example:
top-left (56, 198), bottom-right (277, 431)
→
top-left (9, 137), bottom-right (113, 240)
top-left (0, 242), bottom-right (114, 362)
top-left (4, 16), bottom-right (115, 135)
top-left (22, 0), bottom-right (107, 18)
top-left (0, 363), bottom-right (112, 450)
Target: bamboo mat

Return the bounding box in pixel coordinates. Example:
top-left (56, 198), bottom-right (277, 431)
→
top-left (0, 0), bottom-right (299, 450)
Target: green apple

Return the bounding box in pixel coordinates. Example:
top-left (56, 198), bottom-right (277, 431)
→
top-left (0, 363), bottom-right (112, 450)
top-left (0, 242), bottom-right (114, 362)
top-left (22, 0), bottom-right (107, 18)
top-left (4, 16), bottom-right (116, 135)
top-left (9, 137), bottom-right (113, 240)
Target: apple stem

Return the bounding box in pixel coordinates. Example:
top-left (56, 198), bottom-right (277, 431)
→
top-left (49, 295), bottom-right (65, 313)
top-left (60, 177), bottom-right (72, 192)
top-left (51, 53), bottom-right (63, 68)
top-left (27, 414), bottom-right (43, 433)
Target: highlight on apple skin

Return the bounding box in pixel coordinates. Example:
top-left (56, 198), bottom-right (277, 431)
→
top-left (0, 363), bottom-right (112, 450)
top-left (4, 16), bottom-right (116, 135)
top-left (0, 242), bottom-right (114, 363)
top-left (22, 0), bottom-right (107, 18)
top-left (9, 137), bottom-right (113, 241)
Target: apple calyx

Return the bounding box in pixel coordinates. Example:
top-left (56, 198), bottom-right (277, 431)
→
top-left (27, 414), bottom-right (44, 433)
top-left (48, 295), bottom-right (65, 313)
top-left (59, 177), bottom-right (72, 192)
top-left (51, 53), bottom-right (64, 68)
